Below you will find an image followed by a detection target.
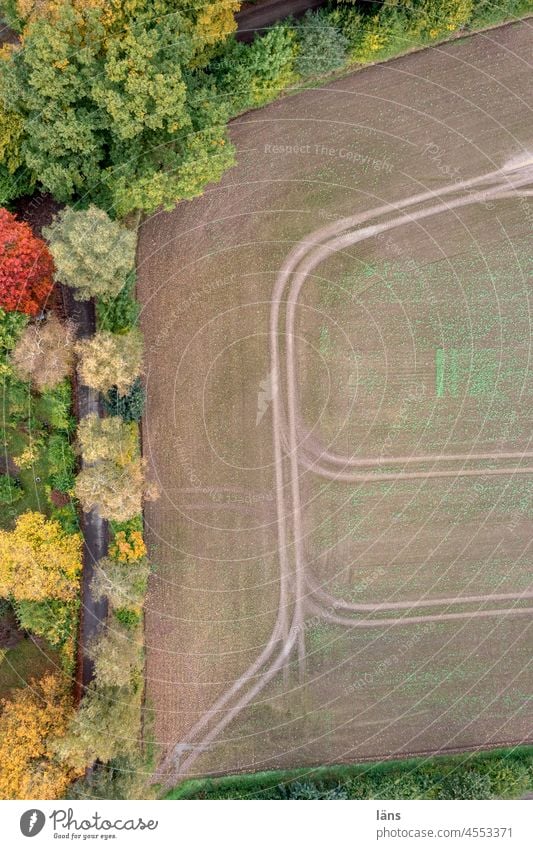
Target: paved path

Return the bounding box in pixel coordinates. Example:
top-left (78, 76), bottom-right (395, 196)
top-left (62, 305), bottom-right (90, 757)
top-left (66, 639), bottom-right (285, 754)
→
top-left (236, 0), bottom-right (324, 40)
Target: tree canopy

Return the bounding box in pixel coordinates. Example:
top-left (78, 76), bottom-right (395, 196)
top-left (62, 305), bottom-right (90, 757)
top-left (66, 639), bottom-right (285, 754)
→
top-left (0, 511), bottom-right (82, 602)
top-left (0, 673), bottom-right (80, 800)
top-left (1, 2), bottom-right (237, 216)
top-left (76, 329), bottom-right (143, 394)
top-left (11, 314), bottom-right (75, 389)
top-left (44, 205), bottom-right (136, 299)
top-left (0, 208), bottom-right (54, 315)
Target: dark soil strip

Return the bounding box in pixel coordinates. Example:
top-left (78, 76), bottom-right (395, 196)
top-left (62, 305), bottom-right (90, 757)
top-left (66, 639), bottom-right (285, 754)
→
top-left (236, 0), bottom-right (324, 41)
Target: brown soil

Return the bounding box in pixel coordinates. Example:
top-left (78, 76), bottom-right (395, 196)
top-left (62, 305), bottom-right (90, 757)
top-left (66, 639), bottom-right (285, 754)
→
top-left (138, 21), bottom-right (533, 783)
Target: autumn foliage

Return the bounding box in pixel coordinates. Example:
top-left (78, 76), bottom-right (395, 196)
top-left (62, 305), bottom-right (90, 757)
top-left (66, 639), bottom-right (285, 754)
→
top-left (110, 528), bottom-right (147, 563)
top-left (0, 673), bottom-right (80, 799)
top-left (11, 313), bottom-right (76, 390)
top-left (75, 414), bottom-right (152, 521)
top-left (0, 511), bottom-right (82, 602)
top-left (76, 329), bottom-right (143, 395)
top-left (0, 208), bottom-right (54, 315)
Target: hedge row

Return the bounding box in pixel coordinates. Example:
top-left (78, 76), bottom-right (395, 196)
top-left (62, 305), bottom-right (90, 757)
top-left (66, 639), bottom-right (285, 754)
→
top-left (167, 746), bottom-right (533, 800)
top-left (209, 1), bottom-right (533, 117)
top-left (45, 211), bottom-right (154, 797)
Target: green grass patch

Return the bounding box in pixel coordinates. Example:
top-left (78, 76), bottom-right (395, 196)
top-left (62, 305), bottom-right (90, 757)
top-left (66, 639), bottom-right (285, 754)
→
top-left (0, 637), bottom-right (60, 699)
top-left (165, 746), bottom-right (533, 800)
top-left (0, 372), bottom-right (78, 531)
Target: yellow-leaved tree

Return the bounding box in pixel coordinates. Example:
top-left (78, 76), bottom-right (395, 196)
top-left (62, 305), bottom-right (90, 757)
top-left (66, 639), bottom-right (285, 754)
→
top-left (0, 512), bottom-right (82, 601)
top-left (192, 0), bottom-right (241, 48)
top-left (11, 0), bottom-right (241, 45)
top-left (0, 673), bottom-right (81, 799)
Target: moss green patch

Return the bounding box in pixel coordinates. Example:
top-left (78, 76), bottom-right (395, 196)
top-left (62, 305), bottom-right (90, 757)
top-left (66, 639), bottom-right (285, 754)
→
top-left (0, 638), bottom-right (60, 699)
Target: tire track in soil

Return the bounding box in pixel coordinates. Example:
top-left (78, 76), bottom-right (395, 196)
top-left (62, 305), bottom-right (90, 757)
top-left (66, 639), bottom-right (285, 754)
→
top-left (160, 161), bottom-right (533, 784)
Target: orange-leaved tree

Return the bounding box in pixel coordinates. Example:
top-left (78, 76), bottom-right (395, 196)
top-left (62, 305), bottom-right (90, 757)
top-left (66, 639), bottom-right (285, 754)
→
top-left (0, 511), bottom-right (82, 601)
top-left (0, 672), bottom-right (81, 799)
top-left (0, 208), bottom-right (54, 315)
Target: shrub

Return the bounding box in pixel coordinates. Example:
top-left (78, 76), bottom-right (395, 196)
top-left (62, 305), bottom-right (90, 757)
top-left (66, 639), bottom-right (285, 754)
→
top-left (96, 276), bottom-right (140, 334)
top-left (279, 780), bottom-right (348, 799)
top-left (91, 556), bottom-right (150, 610)
top-left (470, 0), bottom-right (532, 26)
top-left (109, 525), bottom-right (147, 563)
top-left (111, 514), bottom-right (143, 534)
top-left (349, 11), bottom-right (398, 62)
top-left (114, 607), bottom-right (142, 630)
top-left (46, 432), bottom-right (76, 494)
top-left (482, 760), bottom-right (531, 798)
top-left (0, 207), bottom-right (54, 315)
top-left (295, 10), bottom-right (348, 78)
top-left (0, 511), bottom-right (82, 601)
top-left (39, 379), bottom-right (74, 432)
top-left (0, 672), bottom-right (80, 800)
top-left (76, 329), bottom-right (143, 396)
top-left (437, 769), bottom-right (492, 800)
top-left (50, 504), bottom-right (80, 535)
top-left (0, 308), bottom-right (27, 363)
top-left (407, 0), bottom-right (474, 41)
top-left (247, 23), bottom-right (298, 105)
top-left (0, 473), bottom-right (23, 504)
top-left (212, 23), bottom-right (297, 112)
top-left (327, 5), bottom-right (363, 48)
top-left (44, 206), bottom-right (136, 301)
top-left (104, 377), bottom-right (145, 423)
top-left (330, 1), bottom-right (472, 63)
top-left (11, 314), bottom-right (75, 390)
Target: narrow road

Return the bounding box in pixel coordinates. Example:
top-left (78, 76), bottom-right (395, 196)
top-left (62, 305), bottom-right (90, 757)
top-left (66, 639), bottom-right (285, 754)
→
top-left (236, 0), bottom-right (324, 41)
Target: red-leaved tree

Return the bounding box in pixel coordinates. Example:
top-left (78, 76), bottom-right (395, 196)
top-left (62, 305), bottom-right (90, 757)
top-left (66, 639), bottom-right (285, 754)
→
top-left (0, 208), bottom-right (55, 315)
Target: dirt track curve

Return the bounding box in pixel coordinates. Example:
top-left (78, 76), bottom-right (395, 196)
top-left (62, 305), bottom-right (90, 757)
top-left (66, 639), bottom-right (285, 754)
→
top-left (157, 157), bottom-right (533, 784)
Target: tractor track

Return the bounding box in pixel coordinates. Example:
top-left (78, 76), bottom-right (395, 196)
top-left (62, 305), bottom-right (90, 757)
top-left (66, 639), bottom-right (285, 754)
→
top-left (159, 159), bottom-right (533, 785)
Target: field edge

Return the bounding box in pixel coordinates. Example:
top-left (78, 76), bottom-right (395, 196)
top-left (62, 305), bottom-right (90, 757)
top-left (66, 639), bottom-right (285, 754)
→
top-left (164, 744), bottom-right (533, 800)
